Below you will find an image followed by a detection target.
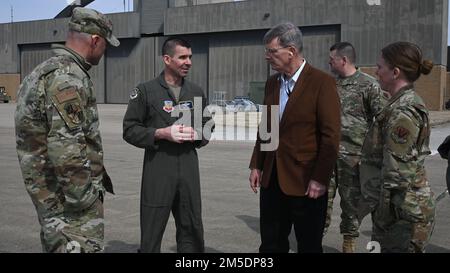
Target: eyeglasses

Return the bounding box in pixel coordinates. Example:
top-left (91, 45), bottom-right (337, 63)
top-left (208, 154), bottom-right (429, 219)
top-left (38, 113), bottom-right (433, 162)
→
top-left (264, 46), bottom-right (289, 54)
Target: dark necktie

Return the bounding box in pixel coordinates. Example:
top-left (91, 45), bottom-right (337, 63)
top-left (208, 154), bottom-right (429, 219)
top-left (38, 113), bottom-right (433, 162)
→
top-left (286, 85), bottom-right (292, 97)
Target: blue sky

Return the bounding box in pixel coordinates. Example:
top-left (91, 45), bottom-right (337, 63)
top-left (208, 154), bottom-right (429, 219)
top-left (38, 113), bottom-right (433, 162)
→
top-left (0, 0), bottom-right (133, 23)
top-left (1, 0), bottom-right (449, 45)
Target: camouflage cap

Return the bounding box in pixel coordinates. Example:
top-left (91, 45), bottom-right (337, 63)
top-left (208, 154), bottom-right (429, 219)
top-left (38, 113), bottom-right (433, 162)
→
top-left (69, 7), bottom-right (120, 47)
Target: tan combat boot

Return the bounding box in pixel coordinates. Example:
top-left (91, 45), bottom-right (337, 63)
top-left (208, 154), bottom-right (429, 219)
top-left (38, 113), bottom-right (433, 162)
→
top-left (342, 235), bottom-right (356, 253)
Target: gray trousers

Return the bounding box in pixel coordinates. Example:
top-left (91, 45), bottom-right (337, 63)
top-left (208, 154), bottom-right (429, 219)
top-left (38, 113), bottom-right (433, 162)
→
top-left (140, 179), bottom-right (204, 253)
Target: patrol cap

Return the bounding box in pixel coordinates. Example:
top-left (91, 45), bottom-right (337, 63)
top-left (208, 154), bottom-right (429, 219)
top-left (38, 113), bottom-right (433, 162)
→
top-left (69, 7), bottom-right (120, 47)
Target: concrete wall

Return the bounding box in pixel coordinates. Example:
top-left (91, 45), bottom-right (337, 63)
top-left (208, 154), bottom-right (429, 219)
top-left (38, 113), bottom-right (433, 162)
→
top-left (203, 26), bottom-right (339, 101)
top-left (13, 39), bottom-right (158, 105)
top-left (0, 74), bottom-right (20, 101)
top-left (0, 0), bottom-right (448, 108)
top-left (165, 0), bottom-right (448, 66)
top-left (106, 38), bottom-right (156, 103)
top-left (19, 43), bottom-right (106, 103)
top-left (0, 12), bottom-right (140, 74)
top-left (0, 23), bottom-right (20, 74)
top-left (140, 0), bottom-right (168, 34)
top-left (170, 0), bottom-right (238, 7)
top-left (416, 65), bottom-right (447, 111)
top-left (149, 25), bottom-right (339, 103)
top-left (20, 44), bottom-right (54, 81)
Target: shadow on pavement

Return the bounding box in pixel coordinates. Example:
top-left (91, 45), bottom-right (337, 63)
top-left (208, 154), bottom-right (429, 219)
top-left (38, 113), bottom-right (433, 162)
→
top-left (106, 241), bottom-right (223, 253)
top-left (236, 214), bottom-right (341, 253)
top-left (105, 240), bottom-right (140, 253)
top-left (361, 230), bottom-right (372, 237)
top-left (426, 244), bottom-right (450, 253)
top-left (169, 245), bottom-right (223, 253)
top-left (323, 246), bottom-right (341, 253)
top-left (235, 215), bottom-right (259, 233)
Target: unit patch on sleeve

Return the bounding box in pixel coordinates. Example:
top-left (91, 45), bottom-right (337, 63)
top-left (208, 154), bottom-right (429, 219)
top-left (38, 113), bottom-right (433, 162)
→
top-left (391, 126), bottom-right (410, 144)
top-left (130, 88), bottom-right (140, 100)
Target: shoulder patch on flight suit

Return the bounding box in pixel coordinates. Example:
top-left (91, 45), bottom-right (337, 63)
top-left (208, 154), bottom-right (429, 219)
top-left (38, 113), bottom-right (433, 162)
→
top-left (391, 126), bottom-right (410, 144)
top-left (130, 87), bottom-right (140, 100)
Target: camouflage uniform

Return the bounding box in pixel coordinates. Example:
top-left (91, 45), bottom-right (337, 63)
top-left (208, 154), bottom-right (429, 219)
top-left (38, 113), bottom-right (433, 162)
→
top-left (359, 85), bottom-right (435, 253)
top-left (15, 7), bottom-right (118, 253)
top-left (325, 70), bottom-right (386, 238)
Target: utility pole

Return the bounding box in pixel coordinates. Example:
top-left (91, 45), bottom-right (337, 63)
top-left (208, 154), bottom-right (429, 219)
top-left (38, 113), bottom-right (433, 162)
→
top-left (10, 5), bottom-right (13, 23)
top-left (123, 0), bottom-right (126, 12)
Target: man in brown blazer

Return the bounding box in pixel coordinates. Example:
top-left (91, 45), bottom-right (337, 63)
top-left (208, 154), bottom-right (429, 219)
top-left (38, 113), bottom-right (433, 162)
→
top-left (249, 22), bottom-right (341, 253)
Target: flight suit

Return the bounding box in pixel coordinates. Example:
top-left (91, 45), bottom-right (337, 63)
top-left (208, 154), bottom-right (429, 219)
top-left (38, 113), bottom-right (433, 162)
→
top-left (123, 72), bottom-right (213, 253)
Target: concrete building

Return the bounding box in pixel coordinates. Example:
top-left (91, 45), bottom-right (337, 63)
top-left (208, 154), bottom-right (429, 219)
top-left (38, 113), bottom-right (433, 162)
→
top-left (0, 0), bottom-right (448, 110)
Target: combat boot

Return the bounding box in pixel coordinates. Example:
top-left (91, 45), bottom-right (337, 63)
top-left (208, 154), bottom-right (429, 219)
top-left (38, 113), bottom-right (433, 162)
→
top-left (342, 235), bottom-right (356, 253)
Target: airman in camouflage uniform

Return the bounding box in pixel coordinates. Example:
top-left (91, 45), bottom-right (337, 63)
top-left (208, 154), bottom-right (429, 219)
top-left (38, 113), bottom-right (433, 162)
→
top-left (359, 42), bottom-right (435, 253)
top-left (15, 7), bottom-right (119, 253)
top-left (325, 42), bottom-right (386, 253)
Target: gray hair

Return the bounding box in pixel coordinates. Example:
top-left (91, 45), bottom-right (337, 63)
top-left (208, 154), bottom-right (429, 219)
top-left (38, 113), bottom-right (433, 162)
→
top-left (67, 30), bottom-right (93, 43)
top-left (263, 22), bottom-right (303, 53)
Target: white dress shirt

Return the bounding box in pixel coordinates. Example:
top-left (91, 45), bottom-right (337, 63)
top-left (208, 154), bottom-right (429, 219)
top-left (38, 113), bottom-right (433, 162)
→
top-left (279, 60), bottom-right (306, 119)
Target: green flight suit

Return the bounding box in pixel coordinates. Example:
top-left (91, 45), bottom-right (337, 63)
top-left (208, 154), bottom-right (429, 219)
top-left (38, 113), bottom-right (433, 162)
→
top-left (123, 72), bottom-right (213, 253)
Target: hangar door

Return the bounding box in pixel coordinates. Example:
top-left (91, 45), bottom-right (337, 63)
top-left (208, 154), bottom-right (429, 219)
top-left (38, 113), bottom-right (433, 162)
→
top-left (268, 25), bottom-right (341, 74)
top-left (301, 25), bottom-right (341, 72)
top-left (209, 30), bottom-right (268, 102)
top-left (208, 25), bottom-right (340, 102)
top-left (20, 44), bottom-right (106, 103)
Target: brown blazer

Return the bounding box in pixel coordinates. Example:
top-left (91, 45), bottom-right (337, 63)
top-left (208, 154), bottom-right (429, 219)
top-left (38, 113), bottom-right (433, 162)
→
top-left (249, 63), bottom-right (341, 196)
